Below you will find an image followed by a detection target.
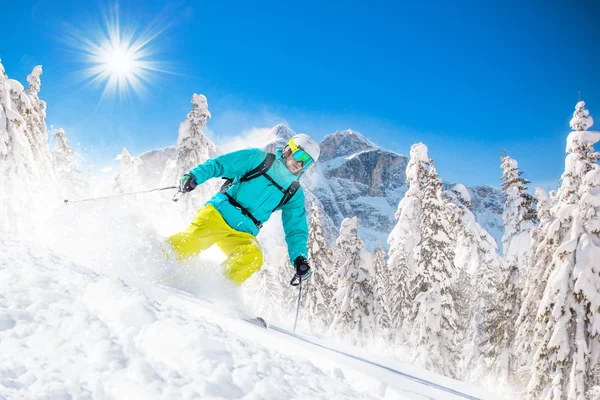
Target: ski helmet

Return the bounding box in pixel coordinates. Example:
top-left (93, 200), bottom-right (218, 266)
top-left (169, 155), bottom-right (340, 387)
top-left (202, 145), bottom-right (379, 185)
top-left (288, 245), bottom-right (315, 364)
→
top-left (287, 134), bottom-right (321, 169)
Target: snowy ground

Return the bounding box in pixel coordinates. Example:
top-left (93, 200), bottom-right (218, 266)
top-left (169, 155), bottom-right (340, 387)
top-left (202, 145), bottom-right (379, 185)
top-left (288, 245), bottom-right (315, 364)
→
top-left (0, 233), bottom-right (501, 399)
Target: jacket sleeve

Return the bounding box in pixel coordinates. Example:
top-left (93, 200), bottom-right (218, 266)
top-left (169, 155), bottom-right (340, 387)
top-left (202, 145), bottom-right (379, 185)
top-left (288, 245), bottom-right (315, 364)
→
top-left (280, 187), bottom-right (309, 266)
top-left (188, 148), bottom-right (265, 185)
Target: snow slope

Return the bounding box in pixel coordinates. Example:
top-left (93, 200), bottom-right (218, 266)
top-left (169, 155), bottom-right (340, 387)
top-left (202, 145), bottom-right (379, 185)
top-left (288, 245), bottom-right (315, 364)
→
top-left (0, 234), bottom-right (498, 400)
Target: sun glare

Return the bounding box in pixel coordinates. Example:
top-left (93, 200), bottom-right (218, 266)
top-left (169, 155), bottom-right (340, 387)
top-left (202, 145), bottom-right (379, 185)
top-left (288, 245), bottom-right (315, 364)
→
top-left (61, 4), bottom-right (172, 101)
top-left (104, 46), bottom-right (134, 76)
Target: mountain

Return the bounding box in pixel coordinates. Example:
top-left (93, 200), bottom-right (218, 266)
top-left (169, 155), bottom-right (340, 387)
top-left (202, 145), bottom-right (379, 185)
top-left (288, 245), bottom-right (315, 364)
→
top-left (308, 129), bottom-right (505, 250)
top-left (305, 130), bottom-right (408, 248)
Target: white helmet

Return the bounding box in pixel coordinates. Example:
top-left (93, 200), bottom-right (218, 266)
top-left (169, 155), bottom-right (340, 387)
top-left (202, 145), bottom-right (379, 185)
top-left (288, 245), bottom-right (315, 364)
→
top-left (288, 134), bottom-right (321, 168)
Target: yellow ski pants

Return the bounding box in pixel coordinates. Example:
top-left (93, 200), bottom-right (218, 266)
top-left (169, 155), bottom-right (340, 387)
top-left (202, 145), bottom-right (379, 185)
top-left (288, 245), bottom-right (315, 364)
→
top-left (165, 204), bottom-right (263, 284)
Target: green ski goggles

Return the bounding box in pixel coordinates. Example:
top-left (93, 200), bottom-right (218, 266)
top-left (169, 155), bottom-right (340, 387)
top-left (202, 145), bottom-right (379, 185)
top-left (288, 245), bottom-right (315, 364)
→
top-left (288, 139), bottom-right (315, 169)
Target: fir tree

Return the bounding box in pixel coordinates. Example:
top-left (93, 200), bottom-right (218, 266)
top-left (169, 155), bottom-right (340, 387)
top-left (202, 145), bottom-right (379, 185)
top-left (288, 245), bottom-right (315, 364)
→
top-left (444, 184), bottom-right (502, 381)
top-left (372, 242), bottom-right (392, 340)
top-left (0, 60), bottom-right (47, 235)
top-left (304, 197), bottom-right (336, 333)
top-left (480, 155), bottom-right (536, 382)
top-left (114, 147), bottom-right (143, 193)
top-left (162, 93), bottom-right (218, 218)
top-left (52, 128), bottom-right (81, 198)
top-left (527, 101), bottom-right (600, 400)
top-left (514, 187), bottom-right (555, 376)
top-left (330, 217), bottom-right (377, 346)
top-left (22, 66), bottom-right (54, 186)
top-left (408, 160), bottom-right (458, 378)
top-left (386, 142), bottom-right (429, 343)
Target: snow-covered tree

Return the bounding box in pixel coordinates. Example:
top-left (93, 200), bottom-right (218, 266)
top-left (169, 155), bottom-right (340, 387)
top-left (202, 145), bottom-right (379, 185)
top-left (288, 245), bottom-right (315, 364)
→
top-left (22, 66), bottom-right (54, 186)
top-left (0, 60), bottom-right (50, 235)
top-left (514, 187), bottom-right (555, 377)
top-left (444, 184), bottom-right (502, 380)
top-left (372, 242), bottom-right (392, 340)
top-left (479, 155), bottom-right (536, 382)
top-left (527, 101), bottom-right (600, 399)
top-left (52, 128), bottom-right (81, 198)
top-left (303, 197), bottom-right (336, 332)
top-left (408, 160), bottom-right (458, 377)
top-left (330, 217), bottom-right (377, 346)
top-left (161, 93), bottom-right (219, 217)
top-left (386, 142), bottom-right (429, 343)
top-left (113, 147), bottom-right (143, 193)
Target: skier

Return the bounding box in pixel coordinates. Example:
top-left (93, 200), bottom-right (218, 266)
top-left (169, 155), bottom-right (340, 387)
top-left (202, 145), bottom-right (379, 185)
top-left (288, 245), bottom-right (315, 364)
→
top-left (165, 134), bottom-right (320, 286)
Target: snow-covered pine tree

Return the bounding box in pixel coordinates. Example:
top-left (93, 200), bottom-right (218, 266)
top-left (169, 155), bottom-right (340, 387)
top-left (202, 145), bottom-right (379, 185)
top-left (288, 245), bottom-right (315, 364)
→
top-left (372, 242), bottom-right (393, 341)
top-left (527, 101), bottom-right (600, 399)
top-left (500, 155), bottom-right (537, 271)
top-left (0, 60), bottom-right (48, 234)
top-left (408, 160), bottom-right (458, 378)
top-left (330, 217), bottom-right (377, 346)
top-left (52, 128), bottom-right (82, 198)
top-left (161, 93), bottom-right (219, 218)
top-left (478, 155), bottom-right (537, 382)
top-left (513, 187), bottom-right (555, 378)
top-left (386, 142), bottom-right (429, 343)
top-left (22, 66), bottom-right (54, 187)
top-left (303, 197), bottom-right (336, 333)
top-left (113, 147), bottom-right (143, 194)
top-left (444, 184), bottom-right (502, 381)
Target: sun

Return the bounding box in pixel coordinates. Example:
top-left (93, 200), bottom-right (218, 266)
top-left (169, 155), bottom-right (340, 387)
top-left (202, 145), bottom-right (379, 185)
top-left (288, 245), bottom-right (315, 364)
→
top-left (60, 4), bottom-right (172, 101)
top-left (104, 46), bottom-right (134, 76)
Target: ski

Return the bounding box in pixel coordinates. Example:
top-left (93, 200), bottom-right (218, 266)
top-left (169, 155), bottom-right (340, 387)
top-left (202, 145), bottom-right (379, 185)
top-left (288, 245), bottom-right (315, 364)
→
top-left (243, 316), bottom-right (268, 329)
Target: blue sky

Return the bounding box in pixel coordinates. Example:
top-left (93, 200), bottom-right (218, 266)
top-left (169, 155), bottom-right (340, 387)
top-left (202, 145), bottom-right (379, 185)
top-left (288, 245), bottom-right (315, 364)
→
top-left (1, 0), bottom-right (599, 189)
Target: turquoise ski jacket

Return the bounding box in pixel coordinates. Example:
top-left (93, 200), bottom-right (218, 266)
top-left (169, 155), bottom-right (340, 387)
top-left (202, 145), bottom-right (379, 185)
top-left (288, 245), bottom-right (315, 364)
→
top-left (189, 148), bottom-right (308, 265)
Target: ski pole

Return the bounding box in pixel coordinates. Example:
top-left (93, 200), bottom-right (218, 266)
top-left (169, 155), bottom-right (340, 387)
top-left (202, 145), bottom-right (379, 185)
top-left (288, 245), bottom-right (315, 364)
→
top-left (64, 186), bottom-right (178, 205)
top-left (293, 279), bottom-right (303, 333)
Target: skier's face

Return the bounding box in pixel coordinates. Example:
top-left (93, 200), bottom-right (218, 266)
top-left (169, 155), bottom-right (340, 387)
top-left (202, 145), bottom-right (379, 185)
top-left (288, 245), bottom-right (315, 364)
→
top-left (284, 149), bottom-right (304, 174)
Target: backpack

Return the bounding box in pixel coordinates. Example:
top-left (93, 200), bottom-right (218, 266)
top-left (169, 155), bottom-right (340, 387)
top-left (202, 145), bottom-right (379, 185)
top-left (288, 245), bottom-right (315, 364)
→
top-left (220, 153), bottom-right (300, 229)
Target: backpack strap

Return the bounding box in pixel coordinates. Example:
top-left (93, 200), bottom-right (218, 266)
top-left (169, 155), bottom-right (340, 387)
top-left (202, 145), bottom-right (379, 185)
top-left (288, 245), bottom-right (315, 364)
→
top-left (240, 153), bottom-right (275, 182)
top-left (274, 180), bottom-right (300, 210)
top-left (220, 153), bottom-right (276, 194)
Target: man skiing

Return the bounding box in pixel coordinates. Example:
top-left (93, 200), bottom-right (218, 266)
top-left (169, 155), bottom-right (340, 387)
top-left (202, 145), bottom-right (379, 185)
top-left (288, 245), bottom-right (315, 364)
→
top-left (165, 134), bottom-right (320, 286)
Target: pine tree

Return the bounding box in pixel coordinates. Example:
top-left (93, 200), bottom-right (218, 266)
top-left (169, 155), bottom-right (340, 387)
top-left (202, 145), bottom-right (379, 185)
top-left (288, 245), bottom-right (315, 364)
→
top-left (330, 217), bottom-right (377, 346)
top-left (114, 147), bottom-right (143, 193)
top-left (303, 197), bottom-right (336, 333)
top-left (386, 142), bottom-right (429, 343)
top-left (22, 65), bottom-right (55, 187)
top-left (527, 101), bottom-right (600, 399)
top-left (444, 184), bottom-right (502, 380)
top-left (0, 60), bottom-right (47, 234)
top-left (162, 93), bottom-right (219, 218)
top-left (479, 155), bottom-right (537, 382)
top-left (52, 128), bottom-right (82, 198)
top-left (514, 187), bottom-right (555, 377)
top-left (408, 160), bottom-right (458, 378)
top-left (372, 242), bottom-right (393, 340)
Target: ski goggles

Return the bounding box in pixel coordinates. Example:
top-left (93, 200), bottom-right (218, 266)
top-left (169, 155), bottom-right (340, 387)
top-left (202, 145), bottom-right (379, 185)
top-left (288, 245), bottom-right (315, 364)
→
top-left (288, 139), bottom-right (315, 169)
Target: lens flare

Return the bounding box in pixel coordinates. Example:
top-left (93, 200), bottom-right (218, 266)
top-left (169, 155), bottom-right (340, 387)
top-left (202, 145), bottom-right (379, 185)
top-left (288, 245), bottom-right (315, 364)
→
top-left (59, 3), bottom-right (173, 101)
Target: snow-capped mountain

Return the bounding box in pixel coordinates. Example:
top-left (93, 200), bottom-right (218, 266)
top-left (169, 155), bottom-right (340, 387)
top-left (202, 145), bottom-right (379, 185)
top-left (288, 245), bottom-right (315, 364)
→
top-left (466, 184), bottom-right (505, 251)
top-left (308, 129), bottom-right (505, 249)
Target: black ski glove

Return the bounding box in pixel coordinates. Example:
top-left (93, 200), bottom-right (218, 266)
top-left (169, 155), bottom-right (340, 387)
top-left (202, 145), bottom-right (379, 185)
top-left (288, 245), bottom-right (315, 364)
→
top-left (290, 256), bottom-right (312, 286)
top-left (179, 173), bottom-right (198, 193)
